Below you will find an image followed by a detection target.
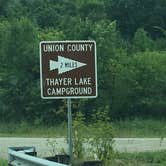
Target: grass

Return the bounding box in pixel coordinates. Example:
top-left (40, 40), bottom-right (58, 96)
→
top-left (73, 151), bottom-right (166, 166)
top-left (0, 118), bottom-right (166, 138)
top-left (111, 150), bottom-right (166, 166)
top-left (113, 118), bottom-right (166, 138)
top-left (0, 159), bottom-right (7, 166)
top-left (1, 118), bottom-right (166, 166)
top-left (0, 122), bottom-right (67, 137)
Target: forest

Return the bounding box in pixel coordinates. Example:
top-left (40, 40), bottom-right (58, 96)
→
top-left (0, 0), bottom-right (166, 125)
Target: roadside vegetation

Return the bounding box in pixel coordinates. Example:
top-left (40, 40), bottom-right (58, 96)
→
top-left (73, 150), bottom-right (166, 165)
top-left (1, 118), bottom-right (166, 138)
top-left (113, 118), bottom-right (166, 138)
top-left (112, 151), bottom-right (166, 166)
top-left (0, 159), bottom-right (7, 166)
top-left (0, 122), bottom-right (67, 137)
top-left (0, 1), bottom-right (166, 165)
top-left (0, 0), bottom-right (166, 126)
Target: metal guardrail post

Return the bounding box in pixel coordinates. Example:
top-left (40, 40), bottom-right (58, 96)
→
top-left (8, 147), bottom-right (68, 166)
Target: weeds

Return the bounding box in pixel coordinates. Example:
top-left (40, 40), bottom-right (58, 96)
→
top-left (1, 118), bottom-right (166, 138)
top-left (72, 111), bottom-right (115, 165)
top-left (72, 112), bottom-right (87, 160)
top-left (88, 111), bottom-right (115, 165)
top-left (46, 138), bottom-right (58, 156)
top-left (0, 159), bottom-right (7, 166)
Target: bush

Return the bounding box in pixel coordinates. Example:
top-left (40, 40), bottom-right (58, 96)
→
top-left (89, 111), bottom-right (115, 164)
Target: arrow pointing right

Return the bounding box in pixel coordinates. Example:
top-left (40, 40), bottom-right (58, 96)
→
top-left (49, 56), bottom-right (87, 74)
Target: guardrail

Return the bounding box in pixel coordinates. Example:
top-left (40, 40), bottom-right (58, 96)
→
top-left (8, 147), bottom-right (68, 166)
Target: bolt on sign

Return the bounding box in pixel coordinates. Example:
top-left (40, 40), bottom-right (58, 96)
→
top-left (40, 41), bottom-right (97, 99)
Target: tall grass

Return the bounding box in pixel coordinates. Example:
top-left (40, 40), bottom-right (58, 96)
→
top-left (0, 159), bottom-right (7, 166)
top-left (113, 118), bottom-right (166, 137)
top-left (112, 151), bottom-right (166, 166)
top-left (0, 118), bottom-right (166, 137)
top-left (0, 122), bottom-right (67, 137)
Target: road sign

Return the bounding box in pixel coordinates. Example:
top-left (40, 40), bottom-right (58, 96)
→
top-left (40, 40), bottom-right (97, 99)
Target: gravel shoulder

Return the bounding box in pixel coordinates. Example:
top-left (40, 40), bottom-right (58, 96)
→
top-left (1, 138), bottom-right (166, 159)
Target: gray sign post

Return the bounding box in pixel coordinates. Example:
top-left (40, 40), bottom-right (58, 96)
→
top-left (67, 98), bottom-right (73, 163)
top-left (40, 40), bottom-right (97, 164)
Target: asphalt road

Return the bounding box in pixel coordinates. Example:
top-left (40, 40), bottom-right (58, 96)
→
top-left (1, 138), bottom-right (166, 159)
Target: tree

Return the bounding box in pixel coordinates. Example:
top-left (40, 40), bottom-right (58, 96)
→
top-left (130, 51), bottom-right (166, 117)
top-left (0, 0), bottom-right (10, 17)
top-left (106, 0), bottom-right (166, 38)
top-left (133, 28), bottom-right (155, 52)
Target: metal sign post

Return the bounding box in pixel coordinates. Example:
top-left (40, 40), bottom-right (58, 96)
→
top-left (67, 98), bottom-right (73, 164)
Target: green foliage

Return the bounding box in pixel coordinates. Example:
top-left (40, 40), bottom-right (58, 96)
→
top-left (89, 122), bottom-right (115, 163)
top-left (113, 118), bottom-right (166, 138)
top-left (0, 122), bottom-right (67, 137)
top-left (0, 20), bottom-right (10, 64)
top-left (78, 1), bottom-right (105, 22)
top-left (107, 0), bottom-right (166, 38)
top-left (133, 28), bottom-right (155, 52)
top-left (114, 151), bottom-right (166, 166)
top-left (130, 51), bottom-right (166, 116)
top-left (89, 111), bottom-right (115, 164)
top-left (73, 0), bottom-right (103, 6)
top-left (0, 17), bottom-right (39, 122)
top-left (0, 159), bottom-right (7, 166)
top-left (0, 0), bottom-right (166, 124)
top-left (1, 118), bottom-right (166, 138)
top-left (72, 111), bottom-right (114, 164)
top-left (6, 0), bottom-right (28, 19)
top-left (110, 51), bottom-right (166, 118)
top-left (73, 112), bottom-right (87, 160)
top-left (38, 28), bottom-right (65, 41)
top-left (0, 0), bottom-right (10, 17)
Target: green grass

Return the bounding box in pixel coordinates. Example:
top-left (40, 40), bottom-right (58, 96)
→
top-left (0, 122), bottom-right (67, 137)
top-left (0, 118), bottom-right (166, 138)
top-left (113, 118), bottom-right (166, 138)
top-left (0, 159), bottom-right (7, 166)
top-left (111, 151), bottom-right (166, 166)
top-left (75, 151), bottom-right (166, 166)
